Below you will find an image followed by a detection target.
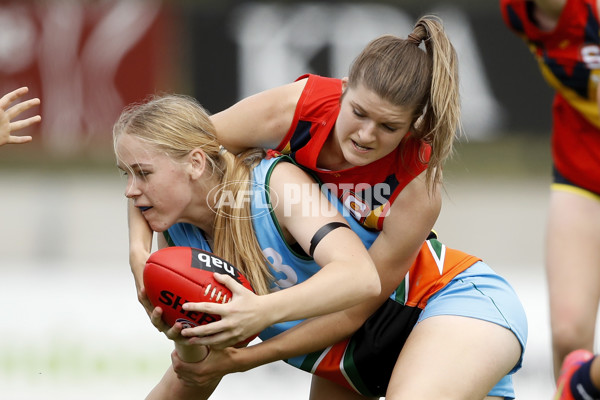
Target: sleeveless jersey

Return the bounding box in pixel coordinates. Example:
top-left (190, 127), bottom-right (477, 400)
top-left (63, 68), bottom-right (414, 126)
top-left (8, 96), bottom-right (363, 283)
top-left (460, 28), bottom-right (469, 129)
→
top-left (165, 156), bottom-right (480, 396)
top-left (500, 0), bottom-right (600, 194)
top-left (275, 74), bottom-right (432, 230)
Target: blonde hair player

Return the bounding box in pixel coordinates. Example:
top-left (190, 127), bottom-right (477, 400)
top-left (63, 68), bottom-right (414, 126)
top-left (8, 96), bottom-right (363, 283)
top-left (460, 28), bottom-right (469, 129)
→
top-left (130, 13), bottom-right (453, 341)
top-left (114, 93), bottom-right (382, 397)
top-left (116, 94), bottom-right (528, 400)
top-left (123, 15), bottom-right (526, 399)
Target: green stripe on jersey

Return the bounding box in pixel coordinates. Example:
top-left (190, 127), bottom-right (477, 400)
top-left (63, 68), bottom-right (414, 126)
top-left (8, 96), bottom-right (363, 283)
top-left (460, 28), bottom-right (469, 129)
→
top-left (299, 348), bottom-right (326, 373)
top-left (342, 339), bottom-right (375, 396)
top-left (428, 238), bottom-right (444, 258)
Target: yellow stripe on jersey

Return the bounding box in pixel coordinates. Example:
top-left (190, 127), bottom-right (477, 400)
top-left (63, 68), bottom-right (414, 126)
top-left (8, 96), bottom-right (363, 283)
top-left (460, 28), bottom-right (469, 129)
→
top-left (280, 142), bottom-right (292, 155)
top-left (537, 58), bottom-right (600, 129)
top-left (551, 182), bottom-right (600, 202)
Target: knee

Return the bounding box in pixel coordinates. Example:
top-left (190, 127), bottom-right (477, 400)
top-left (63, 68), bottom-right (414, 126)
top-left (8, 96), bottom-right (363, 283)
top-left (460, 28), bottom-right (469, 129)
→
top-left (551, 322), bottom-right (594, 353)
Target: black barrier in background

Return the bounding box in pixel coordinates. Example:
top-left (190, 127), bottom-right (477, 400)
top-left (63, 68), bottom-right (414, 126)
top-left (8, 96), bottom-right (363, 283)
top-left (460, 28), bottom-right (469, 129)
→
top-left (182, 1), bottom-right (553, 137)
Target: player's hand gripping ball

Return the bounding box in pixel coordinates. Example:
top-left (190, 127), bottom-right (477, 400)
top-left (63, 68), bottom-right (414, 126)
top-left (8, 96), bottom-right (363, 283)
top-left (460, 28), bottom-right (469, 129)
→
top-left (144, 246), bottom-right (257, 343)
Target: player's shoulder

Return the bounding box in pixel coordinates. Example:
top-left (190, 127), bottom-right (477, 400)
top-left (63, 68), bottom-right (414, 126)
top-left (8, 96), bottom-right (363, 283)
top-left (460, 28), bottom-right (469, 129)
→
top-left (384, 173), bottom-right (440, 231)
top-left (270, 157), bottom-right (314, 184)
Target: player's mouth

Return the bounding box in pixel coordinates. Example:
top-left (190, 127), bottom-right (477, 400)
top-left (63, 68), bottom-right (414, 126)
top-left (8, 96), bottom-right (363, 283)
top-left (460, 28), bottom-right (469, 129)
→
top-left (138, 206), bottom-right (153, 212)
top-left (351, 139), bottom-right (373, 152)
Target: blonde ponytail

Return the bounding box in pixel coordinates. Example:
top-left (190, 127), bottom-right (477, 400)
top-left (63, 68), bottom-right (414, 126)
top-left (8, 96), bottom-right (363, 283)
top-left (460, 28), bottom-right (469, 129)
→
top-left (212, 148), bottom-right (274, 295)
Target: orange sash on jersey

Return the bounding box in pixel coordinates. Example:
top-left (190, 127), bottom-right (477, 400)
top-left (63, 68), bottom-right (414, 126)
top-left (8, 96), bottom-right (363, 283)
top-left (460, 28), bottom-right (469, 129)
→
top-left (311, 240), bottom-right (480, 393)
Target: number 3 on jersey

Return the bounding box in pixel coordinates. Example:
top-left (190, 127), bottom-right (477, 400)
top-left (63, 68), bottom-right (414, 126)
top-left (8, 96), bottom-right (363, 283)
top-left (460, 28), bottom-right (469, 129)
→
top-left (263, 247), bottom-right (298, 290)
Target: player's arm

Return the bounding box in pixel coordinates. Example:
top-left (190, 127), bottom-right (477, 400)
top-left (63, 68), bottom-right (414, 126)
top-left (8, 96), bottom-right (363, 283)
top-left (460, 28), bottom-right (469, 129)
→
top-left (0, 87), bottom-right (40, 146)
top-left (259, 162), bottom-right (383, 320)
top-left (532, 0), bottom-right (565, 17)
top-left (172, 172), bottom-right (440, 384)
top-left (256, 172), bottom-right (440, 348)
top-left (531, 0), bottom-right (565, 30)
top-left (180, 162), bottom-right (381, 345)
top-left (131, 212), bottom-right (160, 320)
top-left (210, 78), bottom-right (307, 154)
top-left (128, 199), bottom-right (154, 300)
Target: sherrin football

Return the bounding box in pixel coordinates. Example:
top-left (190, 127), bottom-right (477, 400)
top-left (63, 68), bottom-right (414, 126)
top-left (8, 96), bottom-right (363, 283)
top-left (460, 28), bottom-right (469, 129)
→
top-left (143, 246), bottom-right (257, 342)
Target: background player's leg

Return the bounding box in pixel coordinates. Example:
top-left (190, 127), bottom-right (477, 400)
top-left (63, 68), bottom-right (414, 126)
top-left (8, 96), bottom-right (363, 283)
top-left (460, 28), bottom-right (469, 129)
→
top-left (546, 189), bottom-right (600, 379)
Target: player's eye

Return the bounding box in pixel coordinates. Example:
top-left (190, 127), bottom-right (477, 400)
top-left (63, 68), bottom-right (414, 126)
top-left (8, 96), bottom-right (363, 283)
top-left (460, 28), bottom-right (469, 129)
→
top-left (118, 167), bottom-right (131, 177)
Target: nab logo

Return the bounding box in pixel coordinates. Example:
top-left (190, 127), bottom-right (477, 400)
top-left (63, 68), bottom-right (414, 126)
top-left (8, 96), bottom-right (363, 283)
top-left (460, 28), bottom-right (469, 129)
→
top-left (190, 248), bottom-right (247, 285)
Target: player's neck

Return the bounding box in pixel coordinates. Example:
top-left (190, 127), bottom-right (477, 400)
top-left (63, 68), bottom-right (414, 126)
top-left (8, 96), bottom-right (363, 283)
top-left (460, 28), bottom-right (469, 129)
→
top-left (317, 132), bottom-right (352, 171)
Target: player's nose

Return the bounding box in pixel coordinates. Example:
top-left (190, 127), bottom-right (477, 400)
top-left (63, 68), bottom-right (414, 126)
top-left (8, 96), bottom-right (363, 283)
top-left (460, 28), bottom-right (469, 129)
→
top-left (125, 177), bottom-right (142, 198)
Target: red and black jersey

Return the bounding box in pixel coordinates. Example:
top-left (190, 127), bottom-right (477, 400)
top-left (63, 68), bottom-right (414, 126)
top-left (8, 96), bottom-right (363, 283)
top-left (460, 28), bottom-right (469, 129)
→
top-left (276, 74), bottom-right (431, 230)
top-left (501, 0), bottom-right (600, 194)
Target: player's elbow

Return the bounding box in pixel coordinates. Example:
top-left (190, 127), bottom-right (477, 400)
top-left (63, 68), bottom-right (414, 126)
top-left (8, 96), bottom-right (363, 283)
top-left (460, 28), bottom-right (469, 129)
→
top-left (357, 263), bottom-right (382, 301)
top-left (368, 275), bottom-right (382, 298)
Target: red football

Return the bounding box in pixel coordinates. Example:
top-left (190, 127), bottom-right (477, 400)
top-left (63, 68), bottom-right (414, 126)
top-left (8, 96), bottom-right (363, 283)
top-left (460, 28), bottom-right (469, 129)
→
top-left (143, 246), bottom-right (257, 343)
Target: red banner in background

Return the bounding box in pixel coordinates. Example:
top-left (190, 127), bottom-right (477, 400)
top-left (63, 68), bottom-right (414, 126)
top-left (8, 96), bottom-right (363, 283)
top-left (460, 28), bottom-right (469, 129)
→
top-left (0, 1), bottom-right (176, 154)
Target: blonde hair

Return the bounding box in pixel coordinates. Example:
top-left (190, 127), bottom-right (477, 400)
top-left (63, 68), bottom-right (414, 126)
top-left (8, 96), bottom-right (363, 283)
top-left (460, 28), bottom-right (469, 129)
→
top-left (347, 15), bottom-right (460, 191)
top-left (113, 94), bottom-right (273, 295)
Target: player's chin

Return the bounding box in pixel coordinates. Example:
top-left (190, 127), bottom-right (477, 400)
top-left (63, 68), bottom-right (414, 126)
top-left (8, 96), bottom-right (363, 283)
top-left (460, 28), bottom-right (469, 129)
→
top-left (145, 216), bottom-right (172, 233)
top-left (340, 145), bottom-right (372, 165)
top-left (345, 151), bottom-right (375, 167)
top-left (148, 224), bottom-right (168, 233)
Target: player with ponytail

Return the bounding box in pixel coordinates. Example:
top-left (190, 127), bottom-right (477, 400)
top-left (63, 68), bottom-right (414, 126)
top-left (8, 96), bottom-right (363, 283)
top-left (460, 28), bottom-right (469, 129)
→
top-left (113, 91), bottom-right (382, 368)
top-left (122, 15), bottom-right (527, 399)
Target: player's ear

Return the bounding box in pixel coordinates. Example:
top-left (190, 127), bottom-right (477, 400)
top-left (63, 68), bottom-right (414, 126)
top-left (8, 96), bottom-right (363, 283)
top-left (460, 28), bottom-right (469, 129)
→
top-left (188, 148), bottom-right (207, 179)
top-left (341, 77), bottom-right (349, 92)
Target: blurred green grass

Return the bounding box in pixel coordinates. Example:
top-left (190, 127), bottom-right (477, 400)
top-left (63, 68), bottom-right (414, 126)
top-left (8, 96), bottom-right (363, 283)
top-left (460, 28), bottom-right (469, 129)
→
top-left (0, 342), bottom-right (167, 378)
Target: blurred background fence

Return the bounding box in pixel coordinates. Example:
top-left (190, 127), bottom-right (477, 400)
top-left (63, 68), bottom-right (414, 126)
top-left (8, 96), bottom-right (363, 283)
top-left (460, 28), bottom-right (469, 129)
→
top-left (0, 0), bottom-right (553, 163)
top-left (0, 1), bottom-right (561, 399)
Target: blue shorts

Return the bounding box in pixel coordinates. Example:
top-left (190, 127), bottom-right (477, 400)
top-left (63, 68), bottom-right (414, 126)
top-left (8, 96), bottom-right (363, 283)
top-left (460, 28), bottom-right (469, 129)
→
top-left (418, 261), bottom-right (528, 399)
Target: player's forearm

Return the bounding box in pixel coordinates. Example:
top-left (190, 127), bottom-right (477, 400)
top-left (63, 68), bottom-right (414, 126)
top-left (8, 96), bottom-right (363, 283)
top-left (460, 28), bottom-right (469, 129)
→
top-left (248, 254), bottom-right (413, 364)
top-left (128, 199), bottom-right (153, 287)
top-left (260, 259), bottom-right (380, 327)
top-left (174, 342), bottom-right (209, 364)
top-left (210, 79), bottom-right (306, 154)
top-left (242, 310), bottom-right (366, 367)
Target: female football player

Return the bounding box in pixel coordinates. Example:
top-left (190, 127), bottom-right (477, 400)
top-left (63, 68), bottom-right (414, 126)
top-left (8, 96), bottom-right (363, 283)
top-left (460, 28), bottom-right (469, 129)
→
top-left (128, 15), bottom-right (454, 365)
top-left (500, 0), bottom-right (600, 393)
top-left (114, 93), bottom-right (527, 400)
